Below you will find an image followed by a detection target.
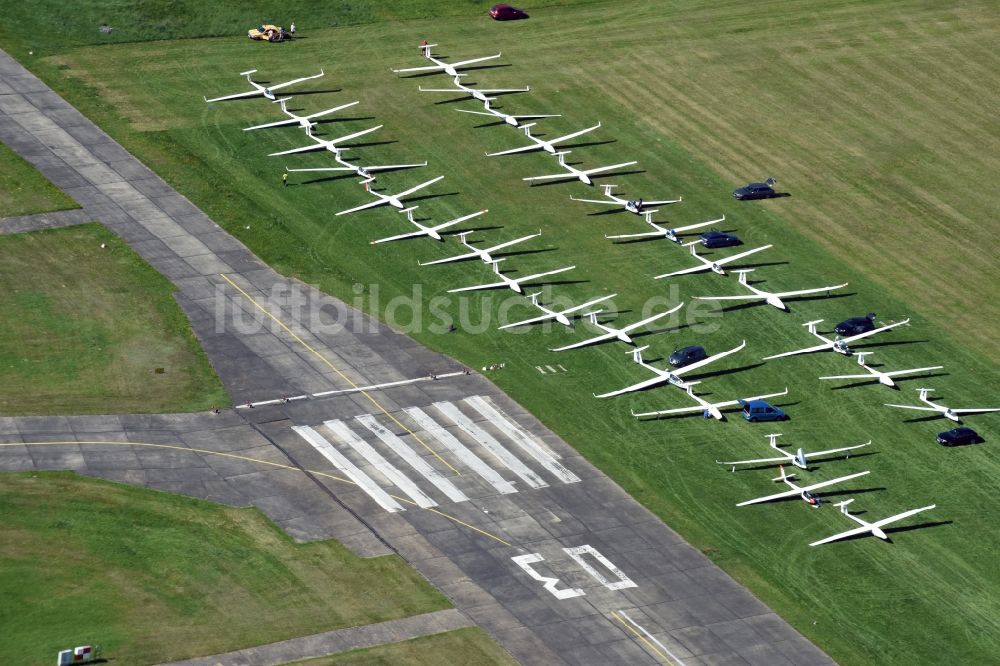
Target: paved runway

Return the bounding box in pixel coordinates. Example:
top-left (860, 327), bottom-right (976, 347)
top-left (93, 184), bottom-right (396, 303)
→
top-left (0, 49), bottom-right (834, 665)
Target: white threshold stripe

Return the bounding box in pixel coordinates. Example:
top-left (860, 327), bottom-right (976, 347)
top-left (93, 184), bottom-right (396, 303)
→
top-left (404, 406), bottom-right (518, 495)
top-left (235, 371), bottom-right (468, 409)
top-left (355, 414), bottom-right (468, 504)
top-left (464, 395), bottom-right (580, 484)
top-left (618, 609), bottom-right (687, 665)
top-left (292, 425), bottom-right (403, 513)
top-left (433, 401), bottom-right (548, 490)
top-left (323, 420), bottom-right (437, 509)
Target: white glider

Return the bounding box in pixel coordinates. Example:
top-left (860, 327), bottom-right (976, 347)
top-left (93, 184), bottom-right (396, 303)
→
top-left (717, 434), bottom-right (869, 472)
top-left (522, 151), bottom-right (638, 186)
top-left (550, 304), bottom-right (683, 352)
top-left (419, 230), bottom-right (541, 266)
top-left (655, 242), bottom-right (772, 279)
top-left (486, 122), bottom-right (602, 157)
top-left (819, 352), bottom-right (943, 389)
top-left (595, 340), bottom-right (747, 398)
top-left (693, 269), bottom-right (848, 311)
top-left (447, 260), bottom-right (575, 295)
top-left (205, 69), bottom-right (324, 103)
top-left (285, 151), bottom-right (427, 179)
top-left (737, 465), bottom-right (871, 507)
top-left (631, 385), bottom-right (789, 421)
top-left (269, 124), bottom-right (383, 157)
top-left (419, 74), bottom-right (530, 104)
top-left (335, 175), bottom-right (445, 216)
top-left (884, 388), bottom-right (1000, 423)
top-left (244, 97), bottom-right (359, 131)
top-left (393, 51), bottom-right (503, 77)
top-left (571, 183), bottom-right (681, 215)
top-left (810, 499), bottom-right (937, 546)
top-left (763, 317), bottom-right (911, 360)
top-left (498, 292), bottom-right (618, 330)
top-left (455, 96), bottom-right (556, 126)
top-left (371, 208), bottom-right (487, 245)
top-left (606, 213), bottom-right (725, 243)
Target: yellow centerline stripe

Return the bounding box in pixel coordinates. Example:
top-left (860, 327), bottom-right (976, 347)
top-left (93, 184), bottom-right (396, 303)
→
top-left (218, 273), bottom-right (459, 475)
top-left (2, 441), bottom-right (510, 547)
top-left (610, 610), bottom-right (674, 664)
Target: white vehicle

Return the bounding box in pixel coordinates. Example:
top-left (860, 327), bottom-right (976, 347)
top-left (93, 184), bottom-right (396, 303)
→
top-left (763, 317), bottom-right (911, 360)
top-left (632, 385), bottom-right (789, 421)
top-left (447, 260), bottom-right (575, 295)
top-left (335, 175), bottom-right (445, 216)
top-left (655, 242), bottom-right (772, 279)
top-left (204, 69), bottom-right (324, 103)
top-left (819, 352), bottom-right (943, 389)
top-left (498, 292), bottom-right (618, 330)
top-left (419, 230), bottom-right (541, 266)
top-left (606, 213), bottom-right (725, 243)
top-left (884, 388), bottom-right (1000, 423)
top-left (243, 97), bottom-right (359, 131)
top-left (693, 269), bottom-right (848, 311)
top-left (810, 499), bottom-right (937, 546)
top-left (522, 152), bottom-right (638, 186)
top-left (595, 340), bottom-right (747, 398)
top-left (571, 184), bottom-right (681, 215)
top-left (737, 465), bottom-right (871, 508)
top-left (268, 124), bottom-right (384, 157)
top-left (486, 122), bottom-right (602, 157)
top-left (393, 50), bottom-right (503, 77)
top-left (419, 75), bottom-right (530, 105)
top-left (550, 304), bottom-right (684, 352)
top-left (717, 434), bottom-right (869, 472)
top-left (285, 150), bottom-right (427, 179)
top-left (455, 96), bottom-right (557, 127)
top-left (371, 208), bottom-right (488, 245)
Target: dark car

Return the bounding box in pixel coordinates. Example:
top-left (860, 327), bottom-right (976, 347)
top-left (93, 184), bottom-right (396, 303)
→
top-left (490, 4), bottom-right (529, 20)
top-left (733, 178), bottom-right (777, 200)
top-left (835, 313), bottom-right (876, 336)
top-left (669, 345), bottom-right (707, 368)
top-left (699, 230), bottom-right (740, 248)
top-left (937, 427), bottom-right (982, 447)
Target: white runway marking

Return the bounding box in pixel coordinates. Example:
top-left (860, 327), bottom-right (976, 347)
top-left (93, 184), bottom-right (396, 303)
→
top-left (323, 419), bottom-right (437, 509)
top-left (355, 414), bottom-right (468, 504)
top-left (433, 401), bottom-right (548, 490)
top-left (292, 425), bottom-right (404, 513)
top-left (464, 395), bottom-right (580, 484)
top-left (311, 371), bottom-right (467, 398)
top-left (617, 609), bottom-right (687, 665)
top-left (404, 407), bottom-right (518, 495)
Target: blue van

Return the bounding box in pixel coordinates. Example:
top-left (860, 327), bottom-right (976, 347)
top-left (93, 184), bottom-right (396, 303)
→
top-left (739, 399), bottom-right (788, 422)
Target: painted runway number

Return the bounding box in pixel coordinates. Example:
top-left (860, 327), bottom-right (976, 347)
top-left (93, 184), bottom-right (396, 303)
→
top-left (513, 545), bottom-right (636, 599)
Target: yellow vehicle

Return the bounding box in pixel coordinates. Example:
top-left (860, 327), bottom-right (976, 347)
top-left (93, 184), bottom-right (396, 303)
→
top-left (248, 24), bottom-right (290, 42)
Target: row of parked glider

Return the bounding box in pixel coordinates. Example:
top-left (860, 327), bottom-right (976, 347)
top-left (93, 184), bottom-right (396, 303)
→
top-left (201, 44), bottom-right (994, 545)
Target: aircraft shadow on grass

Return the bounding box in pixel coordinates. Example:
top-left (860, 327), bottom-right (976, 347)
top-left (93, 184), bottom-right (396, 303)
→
top-left (828, 520), bottom-right (953, 545)
top-left (404, 192), bottom-right (461, 205)
top-left (828, 371), bottom-right (950, 391)
top-left (851, 339), bottom-right (930, 352)
top-left (448, 225), bottom-right (504, 235)
top-left (333, 139), bottom-right (397, 150)
top-left (313, 115), bottom-right (378, 125)
top-left (398, 62), bottom-right (513, 79)
top-left (733, 450), bottom-right (881, 473)
top-left (529, 169), bottom-right (647, 188)
top-left (756, 485), bottom-right (887, 504)
top-left (631, 322), bottom-right (693, 339)
top-left (488, 247), bottom-right (557, 260)
top-left (276, 88), bottom-right (343, 97)
top-left (683, 361), bottom-right (766, 383)
top-left (706, 291), bottom-right (856, 314)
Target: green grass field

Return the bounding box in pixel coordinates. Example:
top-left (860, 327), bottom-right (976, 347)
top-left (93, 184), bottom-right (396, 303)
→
top-left (283, 628), bottom-right (516, 666)
top-left (0, 141), bottom-right (78, 217)
top-left (0, 472), bottom-right (451, 666)
top-left (2, 1), bottom-right (998, 663)
top-left (0, 223), bottom-right (228, 414)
